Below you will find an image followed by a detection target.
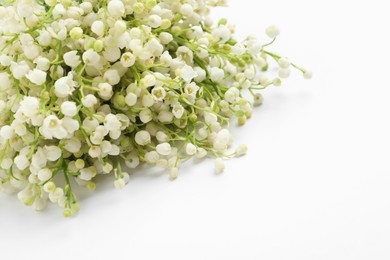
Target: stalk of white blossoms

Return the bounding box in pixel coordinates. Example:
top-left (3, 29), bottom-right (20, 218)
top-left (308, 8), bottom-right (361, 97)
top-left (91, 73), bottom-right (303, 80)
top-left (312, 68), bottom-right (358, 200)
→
top-left (0, 0), bottom-right (310, 216)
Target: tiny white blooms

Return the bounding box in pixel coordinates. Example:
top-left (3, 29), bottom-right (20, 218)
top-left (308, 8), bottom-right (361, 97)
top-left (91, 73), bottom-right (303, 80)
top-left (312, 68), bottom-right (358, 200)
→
top-left (25, 69), bottom-right (46, 85)
top-left (184, 82), bottom-right (199, 97)
top-left (11, 61), bottom-right (30, 80)
top-left (40, 115), bottom-right (67, 139)
top-left (141, 74), bottom-right (156, 87)
top-left (158, 111), bottom-right (173, 123)
top-left (122, 172), bottom-right (130, 184)
top-left (180, 4), bottom-right (193, 17)
top-left (253, 93), bottom-right (264, 106)
top-left (278, 57), bottom-right (291, 68)
top-left (212, 26), bottom-right (231, 43)
top-left (265, 25), bottom-right (280, 38)
top-left (0, 54), bottom-right (12, 66)
top-left (98, 82), bottom-right (114, 100)
top-left (156, 131), bottom-right (169, 142)
top-left (215, 158), bottom-right (225, 174)
top-left (69, 27), bottom-right (83, 40)
top-left (114, 20), bottom-right (127, 33)
top-left (80, 2), bottom-right (92, 13)
top-left (142, 95), bottom-right (155, 107)
top-left (54, 74), bottom-right (77, 98)
top-left (172, 104), bottom-right (185, 119)
top-left (139, 109), bottom-right (153, 123)
top-left (156, 143), bottom-right (172, 156)
top-left (179, 65), bottom-right (198, 83)
top-left (120, 52), bottom-right (136, 67)
top-left (114, 178), bottom-right (126, 190)
top-left (104, 69), bottom-right (120, 85)
top-left (63, 137), bottom-right (81, 153)
top-left (151, 86), bottom-right (166, 101)
top-left (210, 67), bottom-right (225, 83)
top-left (18, 96), bottom-right (40, 120)
top-left (145, 151), bottom-right (159, 163)
top-left (148, 14), bottom-right (162, 28)
top-left (82, 49), bottom-right (100, 64)
top-left (232, 43), bottom-right (246, 55)
top-left (104, 114), bottom-right (121, 131)
top-left (82, 94), bottom-right (98, 108)
top-left (125, 92), bottom-right (137, 106)
top-left (159, 32), bottom-right (173, 44)
top-left (35, 57), bottom-right (50, 71)
top-left (107, 0), bottom-right (125, 18)
top-left (88, 146), bottom-right (101, 158)
top-left (91, 21), bottom-right (105, 37)
top-left (196, 148), bottom-right (208, 159)
top-left (61, 101), bottom-right (77, 117)
top-left (14, 154), bottom-right (30, 170)
top-left (1, 158), bottom-right (13, 170)
top-left (43, 182), bottom-right (56, 193)
top-left (236, 144), bottom-right (248, 156)
top-left (213, 129), bottom-right (232, 152)
top-left (185, 143), bottom-right (197, 155)
top-left (0, 72), bottom-right (12, 90)
top-left (124, 154), bottom-right (140, 169)
top-left (63, 51), bottom-right (81, 68)
top-left (14, 124), bottom-right (27, 136)
top-left (79, 167), bottom-right (97, 181)
top-left (52, 4), bottom-right (66, 18)
top-left (303, 70), bottom-right (313, 79)
top-left (38, 168), bottom-right (53, 182)
top-left (62, 117), bottom-right (80, 136)
top-left (37, 30), bottom-right (52, 46)
top-left (204, 112), bottom-right (218, 125)
top-left (169, 167), bottom-right (179, 180)
top-left (135, 130), bottom-right (151, 146)
top-left (224, 87), bottom-right (240, 103)
top-left (273, 78), bottom-right (282, 87)
top-left (103, 47), bottom-right (121, 62)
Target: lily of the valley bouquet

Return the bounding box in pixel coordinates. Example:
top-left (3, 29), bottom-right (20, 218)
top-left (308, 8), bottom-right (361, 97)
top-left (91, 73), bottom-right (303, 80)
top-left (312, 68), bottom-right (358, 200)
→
top-left (0, 0), bottom-right (310, 216)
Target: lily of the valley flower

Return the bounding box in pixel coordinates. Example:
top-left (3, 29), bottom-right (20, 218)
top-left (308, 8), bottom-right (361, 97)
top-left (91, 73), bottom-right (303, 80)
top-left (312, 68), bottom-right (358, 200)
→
top-left (0, 0), bottom-right (309, 217)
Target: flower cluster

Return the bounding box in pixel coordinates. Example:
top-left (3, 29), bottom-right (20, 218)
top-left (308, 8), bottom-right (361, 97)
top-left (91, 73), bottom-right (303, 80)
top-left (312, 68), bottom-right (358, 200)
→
top-left (0, 0), bottom-right (310, 216)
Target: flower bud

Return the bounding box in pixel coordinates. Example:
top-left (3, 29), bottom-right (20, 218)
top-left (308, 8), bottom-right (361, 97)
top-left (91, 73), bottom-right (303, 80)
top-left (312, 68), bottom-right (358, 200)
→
top-left (70, 27), bottom-right (83, 40)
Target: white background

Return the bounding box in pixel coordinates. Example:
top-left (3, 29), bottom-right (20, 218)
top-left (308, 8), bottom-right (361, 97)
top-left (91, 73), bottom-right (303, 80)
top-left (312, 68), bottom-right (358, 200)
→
top-left (1, 1), bottom-right (390, 259)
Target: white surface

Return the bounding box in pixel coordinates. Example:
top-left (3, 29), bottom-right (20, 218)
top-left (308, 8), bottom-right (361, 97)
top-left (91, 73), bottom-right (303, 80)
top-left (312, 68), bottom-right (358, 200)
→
top-left (2, 1), bottom-right (390, 259)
